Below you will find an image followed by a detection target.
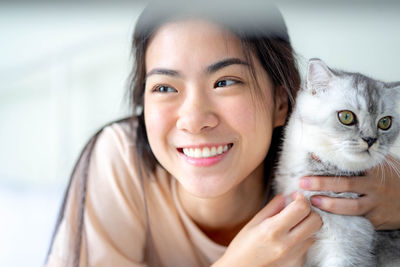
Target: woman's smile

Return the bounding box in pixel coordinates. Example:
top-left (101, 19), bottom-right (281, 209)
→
top-left (177, 143), bottom-right (234, 166)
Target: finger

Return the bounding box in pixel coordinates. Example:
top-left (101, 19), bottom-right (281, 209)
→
top-left (272, 193), bottom-right (312, 232)
top-left (299, 176), bottom-right (372, 194)
top-left (309, 195), bottom-right (373, 216)
top-left (289, 210), bottom-right (322, 243)
top-left (247, 194), bottom-right (286, 226)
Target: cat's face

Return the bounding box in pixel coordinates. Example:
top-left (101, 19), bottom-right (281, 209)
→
top-left (296, 59), bottom-right (400, 171)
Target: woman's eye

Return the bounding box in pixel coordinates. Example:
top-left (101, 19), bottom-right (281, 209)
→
top-left (338, 110), bottom-right (356, 126)
top-left (152, 85), bottom-right (177, 93)
top-left (378, 116), bottom-right (392, 130)
top-left (214, 79), bottom-right (240, 88)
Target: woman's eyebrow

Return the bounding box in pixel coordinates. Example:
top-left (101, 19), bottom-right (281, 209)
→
top-left (145, 58), bottom-right (249, 78)
top-left (206, 58), bottom-right (249, 74)
top-left (146, 68), bottom-right (181, 78)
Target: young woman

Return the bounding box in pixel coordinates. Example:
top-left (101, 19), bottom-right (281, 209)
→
top-left (46, 1), bottom-right (400, 266)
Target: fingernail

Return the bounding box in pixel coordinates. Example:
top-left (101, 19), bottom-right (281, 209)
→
top-left (311, 196), bottom-right (322, 207)
top-left (299, 178), bottom-right (311, 189)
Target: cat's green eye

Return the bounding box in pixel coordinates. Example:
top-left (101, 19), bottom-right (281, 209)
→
top-left (378, 116), bottom-right (392, 130)
top-left (338, 110), bottom-right (356, 125)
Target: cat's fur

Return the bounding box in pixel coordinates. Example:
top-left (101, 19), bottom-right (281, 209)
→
top-left (274, 58), bottom-right (400, 267)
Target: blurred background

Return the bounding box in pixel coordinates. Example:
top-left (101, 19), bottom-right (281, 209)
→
top-left (1, 1), bottom-right (399, 266)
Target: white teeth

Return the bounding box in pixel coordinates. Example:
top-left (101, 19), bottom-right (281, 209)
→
top-left (202, 147), bottom-right (210, 157)
top-left (194, 148), bottom-right (201, 158)
top-left (182, 145), bottom-right (231, 158)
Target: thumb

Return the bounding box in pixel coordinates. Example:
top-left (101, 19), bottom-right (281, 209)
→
top-left (246, 194), bottom-right (286, 227)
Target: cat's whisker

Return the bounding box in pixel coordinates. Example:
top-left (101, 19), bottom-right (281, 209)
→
top-left (382, 159), bottom-right (397, 182)
top-left (387, 144), bottom-right (400, 148)
top-left (387, 155), bottom-right (400, 167)
top-left (377, 161), bottom-right (386, 186)
top-left (333, 174), bottom-right (342, 183)
top-left (375, 150), bottom-right (389, 163)
top-left (384, 157), bottom-right (400, 179)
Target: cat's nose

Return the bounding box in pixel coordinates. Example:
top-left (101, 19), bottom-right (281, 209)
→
top-left (362, 137), bottom-right (377, 148)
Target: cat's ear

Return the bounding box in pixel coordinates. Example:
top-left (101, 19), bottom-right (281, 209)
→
top-left (306, 58), bottom-right (334, 95)
top-left (390, 82), bottom-right (400, 94)
top-left (386, 81), bottom-right (400, 99)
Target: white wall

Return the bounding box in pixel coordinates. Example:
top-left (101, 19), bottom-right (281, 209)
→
top-left (0, 2), bottom-right (144, 188)
top-left (279, 1), bottom-right (400, 81)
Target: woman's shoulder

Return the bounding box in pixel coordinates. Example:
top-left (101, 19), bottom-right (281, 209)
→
top-left (88, 116), bottom-right (173, 201)
top-left (95, 117), bottom-right (138, 155)
top-left (87, 116), bottom-right (144, 188)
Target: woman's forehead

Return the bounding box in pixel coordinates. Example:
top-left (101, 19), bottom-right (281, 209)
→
top-left (145, 20), bottom-right (246, 72)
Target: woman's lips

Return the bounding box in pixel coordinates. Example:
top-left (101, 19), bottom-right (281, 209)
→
top-left (177, 143), bottom-right (233, 166)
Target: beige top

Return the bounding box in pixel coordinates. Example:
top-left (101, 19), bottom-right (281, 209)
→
top-left (46, 120), bottom-right (226, 267)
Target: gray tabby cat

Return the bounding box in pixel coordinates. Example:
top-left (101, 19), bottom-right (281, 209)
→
top-left (275, 58), bottom-right (400, 267)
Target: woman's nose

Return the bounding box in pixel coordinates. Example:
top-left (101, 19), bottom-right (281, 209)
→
top-left (176, 91), bottom-right (218, 134)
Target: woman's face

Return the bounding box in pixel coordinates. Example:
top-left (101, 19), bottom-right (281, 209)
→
top-left (144, 20), bottom-right (287, 198)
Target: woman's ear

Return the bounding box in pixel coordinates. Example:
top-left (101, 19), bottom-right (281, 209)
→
top-left (273, 86), bottom-right (289, 128)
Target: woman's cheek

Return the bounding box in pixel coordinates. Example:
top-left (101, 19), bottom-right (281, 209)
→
top-left (144, 104), bottom-right (172, 144)
top-left (221, 97), bottom-right (262, 133)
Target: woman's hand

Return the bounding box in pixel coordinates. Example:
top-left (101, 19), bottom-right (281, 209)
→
top-left (299, 156), bottom-right (400, 230)
top-left (213, 193), bottom-right (322, 267)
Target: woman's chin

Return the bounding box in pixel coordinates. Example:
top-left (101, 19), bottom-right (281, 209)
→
top-left (177, 175), bottom-right (234, 199)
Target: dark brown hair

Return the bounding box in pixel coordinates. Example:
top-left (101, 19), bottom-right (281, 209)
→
top-left (46, 1), bottom-right (300, 266)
